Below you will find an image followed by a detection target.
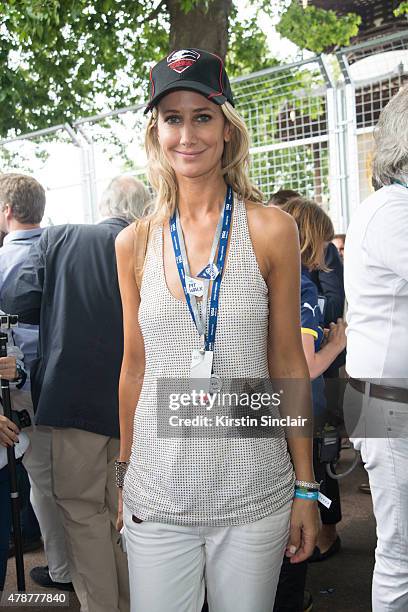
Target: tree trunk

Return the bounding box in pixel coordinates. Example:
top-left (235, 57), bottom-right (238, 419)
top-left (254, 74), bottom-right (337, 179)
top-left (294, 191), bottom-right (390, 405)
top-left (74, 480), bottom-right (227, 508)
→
top-left (166, 0), bottom-right (233, 60)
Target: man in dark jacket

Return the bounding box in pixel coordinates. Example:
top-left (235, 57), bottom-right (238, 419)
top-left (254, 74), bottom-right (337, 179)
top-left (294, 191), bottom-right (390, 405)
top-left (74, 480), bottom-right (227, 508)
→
top-left (2, 175), bottom-right (150, 612)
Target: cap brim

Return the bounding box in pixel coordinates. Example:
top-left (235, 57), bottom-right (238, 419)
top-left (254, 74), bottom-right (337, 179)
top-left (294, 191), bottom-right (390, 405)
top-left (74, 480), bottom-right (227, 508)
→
top-left (144, 80), bottom-right (227, 114)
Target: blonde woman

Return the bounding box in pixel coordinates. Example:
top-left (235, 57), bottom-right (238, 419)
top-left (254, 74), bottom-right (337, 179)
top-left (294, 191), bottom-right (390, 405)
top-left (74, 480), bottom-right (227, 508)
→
top-left (115, 49), bottom-right (318, 612)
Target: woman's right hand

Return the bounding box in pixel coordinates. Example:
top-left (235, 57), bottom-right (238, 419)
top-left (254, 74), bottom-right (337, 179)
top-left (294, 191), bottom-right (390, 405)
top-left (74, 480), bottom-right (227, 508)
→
top-left (0, 415), bottom-right (20, 447)
top-left (116, 488), bottom-right (124, 531)
top-left (326, 318), bottom-right (347, 353)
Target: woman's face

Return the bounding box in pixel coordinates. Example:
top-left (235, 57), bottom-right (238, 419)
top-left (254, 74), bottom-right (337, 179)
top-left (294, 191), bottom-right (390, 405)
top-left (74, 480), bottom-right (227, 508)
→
top-left (156, 90), bottom-right (231, 180)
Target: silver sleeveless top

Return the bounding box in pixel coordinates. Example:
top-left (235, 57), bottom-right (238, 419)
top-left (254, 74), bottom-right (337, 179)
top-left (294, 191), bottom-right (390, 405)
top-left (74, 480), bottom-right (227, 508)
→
top-left (123, 197), bottom-right (294, 526)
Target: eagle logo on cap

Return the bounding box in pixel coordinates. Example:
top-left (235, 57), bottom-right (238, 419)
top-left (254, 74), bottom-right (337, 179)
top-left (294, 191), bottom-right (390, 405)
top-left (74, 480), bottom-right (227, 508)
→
top-left (167, 49), bottom-right (200, 74)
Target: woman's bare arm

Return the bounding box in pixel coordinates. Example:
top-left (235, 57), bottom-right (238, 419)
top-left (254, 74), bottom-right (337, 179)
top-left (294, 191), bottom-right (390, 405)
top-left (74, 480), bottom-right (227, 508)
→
top-left (261, 207), bottom-right (314, 480)
top-left (115, 225), bottom-right (146, 463)
top-left (248, 204), bottom-right (318, 563)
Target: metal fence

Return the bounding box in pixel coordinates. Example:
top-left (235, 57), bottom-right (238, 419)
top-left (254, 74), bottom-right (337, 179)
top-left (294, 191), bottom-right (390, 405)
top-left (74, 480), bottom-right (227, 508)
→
top-left (335, 29), bottom-right (408, 229)
top-left (1, 30), bottom-right (408, 230)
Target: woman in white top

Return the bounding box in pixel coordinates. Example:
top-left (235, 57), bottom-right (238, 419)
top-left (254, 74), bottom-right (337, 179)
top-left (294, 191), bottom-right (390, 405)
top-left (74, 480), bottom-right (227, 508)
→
top-left (115, 48), bottom-right (318, 612)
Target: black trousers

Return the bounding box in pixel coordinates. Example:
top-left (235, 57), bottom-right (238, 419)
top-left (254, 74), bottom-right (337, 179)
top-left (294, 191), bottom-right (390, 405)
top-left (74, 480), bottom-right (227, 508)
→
top-left (314, 439), bottom-right (342, 525)
top-left (273, 556), bottom-right (307, 612)
top-left (274, 442), bottom-right (342, 611)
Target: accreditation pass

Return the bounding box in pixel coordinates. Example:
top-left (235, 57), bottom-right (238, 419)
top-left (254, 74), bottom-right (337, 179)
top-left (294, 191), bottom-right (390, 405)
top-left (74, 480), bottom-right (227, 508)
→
top-left (190, 348), bottom-right (213, 394)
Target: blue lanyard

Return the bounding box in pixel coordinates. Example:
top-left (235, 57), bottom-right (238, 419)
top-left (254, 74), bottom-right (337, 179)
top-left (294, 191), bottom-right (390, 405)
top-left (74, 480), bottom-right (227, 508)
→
top-left (170, 185), bottom-right (233, 351)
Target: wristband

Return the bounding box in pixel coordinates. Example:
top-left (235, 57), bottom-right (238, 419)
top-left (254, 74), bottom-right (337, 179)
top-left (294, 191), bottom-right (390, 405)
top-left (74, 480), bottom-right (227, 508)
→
top-left (294, 490), bottom-right (318, 501)
top-left (115, 460), bottom-right (129, 488)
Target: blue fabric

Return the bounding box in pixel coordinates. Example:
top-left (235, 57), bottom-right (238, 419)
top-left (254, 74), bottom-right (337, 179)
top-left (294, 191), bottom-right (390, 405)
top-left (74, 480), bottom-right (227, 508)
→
top-left (300, 267), bottom-right (324, 349)
top-left (310, 242), bottom-right (346, 373)
top-left (0, 228), bottom-right (43, 374)
top-left (300, 267), bottom-right (326, 417)
top-left (310, 242), bottom-right (344, 326)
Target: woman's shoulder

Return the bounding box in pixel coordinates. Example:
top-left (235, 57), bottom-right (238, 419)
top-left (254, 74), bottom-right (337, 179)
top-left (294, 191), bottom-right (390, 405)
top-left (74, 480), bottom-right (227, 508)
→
top-left (244, 200), bottom-right (298, 242)
top-left (115, 218), bottom-right (155, 254)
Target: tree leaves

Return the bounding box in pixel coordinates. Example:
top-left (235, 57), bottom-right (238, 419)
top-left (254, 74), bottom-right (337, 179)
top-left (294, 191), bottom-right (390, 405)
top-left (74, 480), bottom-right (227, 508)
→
top-left (276, 1), bottom-right (361, 54)
top-left (394, 2), bottom-right (408, 17)
top-left (0, 0), bottom-right (366, 139)
top-left (0, 0), bottom-right (169, 136)
top-left (226, 5), bottom-right (274, 77)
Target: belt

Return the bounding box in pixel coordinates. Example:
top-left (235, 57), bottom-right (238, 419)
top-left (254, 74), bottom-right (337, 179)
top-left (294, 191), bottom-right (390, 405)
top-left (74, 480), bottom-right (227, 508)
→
top-left (349, 377), bottom-right (408, 404)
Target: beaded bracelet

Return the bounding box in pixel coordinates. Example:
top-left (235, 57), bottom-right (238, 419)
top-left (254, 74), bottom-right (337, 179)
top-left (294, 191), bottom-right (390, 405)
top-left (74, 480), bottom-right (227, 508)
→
top-left (115, 460), bottom-right (129, 488)
top-left (295, 479), bottom-right (320, 491)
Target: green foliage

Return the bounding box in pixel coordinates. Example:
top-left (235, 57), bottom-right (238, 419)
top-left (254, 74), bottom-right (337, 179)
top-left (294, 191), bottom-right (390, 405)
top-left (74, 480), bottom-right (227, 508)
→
top-left (394, 2), bottom-right (408, 17)
top-left (178, 0), bottom-right (210, 13)
top-left (276, 1), bottom-right (361, 54)
top-left (226, 6), bottom-right (277, 76)
top-left (0, 1), bottom-right (334, 209)
top-left (0, 0), bottom-right (284, 139)
top-left (0, 0), bottom-right (169, 137)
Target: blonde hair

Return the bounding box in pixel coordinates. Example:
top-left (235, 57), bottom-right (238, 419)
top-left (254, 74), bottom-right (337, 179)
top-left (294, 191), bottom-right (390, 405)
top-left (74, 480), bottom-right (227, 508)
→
top-left (145, 101), bottom-right (263, 223)
top-left (281, 197), bottom-right (334, 270)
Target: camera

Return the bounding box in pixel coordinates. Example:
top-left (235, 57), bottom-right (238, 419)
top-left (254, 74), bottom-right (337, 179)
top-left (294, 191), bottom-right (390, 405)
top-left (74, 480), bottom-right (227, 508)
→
top-left (317, 425), bottom-right (341, 463)
top-left (0, 314), bottom-right (18, 328)
top-left (11, 409), bottom-right (32, 429)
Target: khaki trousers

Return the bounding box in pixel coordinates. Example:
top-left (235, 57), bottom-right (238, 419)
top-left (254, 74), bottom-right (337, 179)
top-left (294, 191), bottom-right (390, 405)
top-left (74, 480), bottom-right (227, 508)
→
top-left (52, 428), bottom-right (130, 612)
top-left (23, 426), bottom-right (71, 583)
top-left (12, 390), bottom-right (71, 583)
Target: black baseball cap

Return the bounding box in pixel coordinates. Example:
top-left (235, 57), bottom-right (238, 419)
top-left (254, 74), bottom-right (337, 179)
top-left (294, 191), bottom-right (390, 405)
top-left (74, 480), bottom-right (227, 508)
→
top-left (145, 48), bottom-right (234, 114)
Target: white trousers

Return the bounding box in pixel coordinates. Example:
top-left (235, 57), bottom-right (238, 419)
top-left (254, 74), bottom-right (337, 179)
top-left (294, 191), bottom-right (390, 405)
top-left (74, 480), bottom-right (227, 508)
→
top-left (123, 501), bottom-right (291, 612)
top-left (344, 384), bottom-right (408, 612)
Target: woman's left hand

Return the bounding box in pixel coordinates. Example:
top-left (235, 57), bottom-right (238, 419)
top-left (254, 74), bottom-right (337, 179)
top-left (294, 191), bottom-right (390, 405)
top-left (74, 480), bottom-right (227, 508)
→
top-left (285, 497), bottom-right (319, 563)
top-left (0, 356), bottom-right (17, 381)
top-left (116, 488), bottom-right (124, 532)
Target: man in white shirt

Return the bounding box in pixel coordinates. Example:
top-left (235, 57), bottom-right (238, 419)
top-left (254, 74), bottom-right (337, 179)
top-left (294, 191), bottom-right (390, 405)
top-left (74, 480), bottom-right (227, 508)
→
top-left (344, 85), bottom-right (408, 611)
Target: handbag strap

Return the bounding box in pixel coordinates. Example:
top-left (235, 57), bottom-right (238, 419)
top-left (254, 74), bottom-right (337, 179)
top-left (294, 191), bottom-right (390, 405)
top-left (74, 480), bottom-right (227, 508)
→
top-left (133, 218), bottom-right (151, 293)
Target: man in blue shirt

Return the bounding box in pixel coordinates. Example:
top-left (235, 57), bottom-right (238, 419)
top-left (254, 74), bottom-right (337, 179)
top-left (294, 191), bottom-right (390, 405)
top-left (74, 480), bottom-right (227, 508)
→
top-left (0, 173), bottom-right (72, 590)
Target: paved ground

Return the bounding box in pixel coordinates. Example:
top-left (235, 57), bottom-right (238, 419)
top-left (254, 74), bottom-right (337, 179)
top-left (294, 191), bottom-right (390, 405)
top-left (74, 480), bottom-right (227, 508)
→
top-left (4, 449), bottom-right (375, 612)
top-left (307, 450), bottom-right (375, 611)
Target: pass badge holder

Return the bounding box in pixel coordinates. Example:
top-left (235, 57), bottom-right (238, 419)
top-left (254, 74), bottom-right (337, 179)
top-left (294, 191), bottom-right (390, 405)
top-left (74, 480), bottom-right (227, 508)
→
top-left (318, 491), bottom-right (332, 509)
top-left (170, 186), bottom-right (233, 396)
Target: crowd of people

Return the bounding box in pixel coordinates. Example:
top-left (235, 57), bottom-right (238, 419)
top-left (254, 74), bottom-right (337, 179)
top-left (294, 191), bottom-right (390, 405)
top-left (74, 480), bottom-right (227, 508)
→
top-left (0, 47), bottom-right (407, 612)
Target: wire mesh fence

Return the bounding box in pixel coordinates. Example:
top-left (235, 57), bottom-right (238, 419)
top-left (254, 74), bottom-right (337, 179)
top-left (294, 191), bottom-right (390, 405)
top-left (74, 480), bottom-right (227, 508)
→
top-left (1, 30), bottom-right (408, 228)
top-left (232, 59), bottom-right (329, 205)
